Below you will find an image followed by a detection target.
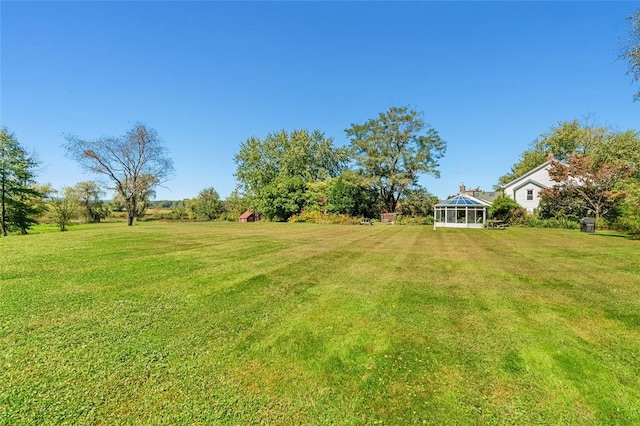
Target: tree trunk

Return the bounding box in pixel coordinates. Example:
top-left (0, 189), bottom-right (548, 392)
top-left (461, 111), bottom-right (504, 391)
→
top-left (1, 179), bottom-right (6, 236)
top-left (127, 196), bottom-right (136, 226)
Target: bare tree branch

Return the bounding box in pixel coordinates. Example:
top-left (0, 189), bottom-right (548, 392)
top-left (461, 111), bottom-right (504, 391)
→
top-left (64, 123), bottom-right (174, 226)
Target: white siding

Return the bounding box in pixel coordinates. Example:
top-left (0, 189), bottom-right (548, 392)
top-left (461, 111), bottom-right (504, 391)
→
top-left (512, 183), bottom-right (543, 213)
top-left (525, 164), bottom-right (555, 188)
top-left (503, 162), bottom-right (554, 214)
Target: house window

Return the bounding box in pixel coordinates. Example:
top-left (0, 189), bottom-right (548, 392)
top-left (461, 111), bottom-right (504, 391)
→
top-left (526, 190), bottom-right (534, 201)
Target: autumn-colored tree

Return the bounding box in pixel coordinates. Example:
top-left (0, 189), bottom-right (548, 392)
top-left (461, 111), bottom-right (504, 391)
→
top-left (540, 154), bottom-right (636, 222)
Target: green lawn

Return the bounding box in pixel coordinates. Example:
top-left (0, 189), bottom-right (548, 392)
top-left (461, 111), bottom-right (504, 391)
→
top-left (1, 222), bottom-right (639, 425)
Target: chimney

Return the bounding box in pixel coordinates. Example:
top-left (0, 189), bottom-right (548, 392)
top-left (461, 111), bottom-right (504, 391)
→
top-left (459, 183), bottom-right (466, 193)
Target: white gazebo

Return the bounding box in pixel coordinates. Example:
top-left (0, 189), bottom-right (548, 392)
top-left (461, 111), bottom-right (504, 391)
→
top-left (434, 194), bottom-right (491, 229)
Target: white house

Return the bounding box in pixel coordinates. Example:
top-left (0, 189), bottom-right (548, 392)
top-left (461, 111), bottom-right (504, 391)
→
top-left (502, 160), bottom-right (554, 214)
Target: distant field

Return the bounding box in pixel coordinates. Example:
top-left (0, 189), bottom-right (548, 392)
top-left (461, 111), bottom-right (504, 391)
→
top-left (1, 222), bottom-right (639, 424)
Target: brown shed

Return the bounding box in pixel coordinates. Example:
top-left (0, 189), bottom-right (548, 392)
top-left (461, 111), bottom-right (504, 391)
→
top-left (239, 210), bottom-right (257, 223)
top-left (380, 212), bottom-right (398, 224)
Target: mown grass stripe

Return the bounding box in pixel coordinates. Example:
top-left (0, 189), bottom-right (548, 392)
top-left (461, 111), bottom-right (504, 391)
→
top-left (1, 222), bottom-right (639, 424)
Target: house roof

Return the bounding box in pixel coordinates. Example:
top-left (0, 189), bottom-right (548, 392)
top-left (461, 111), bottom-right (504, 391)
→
top-left (502, 160), bottom-right (552, 190)
top-left (512, 178), bottom-right (549, 192)
top-left (435, 193), bottom-right (492, 207)
top-left (466, 190), bottom-right (500, 203)
top-left (239, 210), bottom-right (254, 219)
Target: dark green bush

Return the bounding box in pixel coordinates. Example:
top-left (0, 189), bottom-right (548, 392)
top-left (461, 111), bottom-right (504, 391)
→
top-left (489, 195), bottom-right (526, 224)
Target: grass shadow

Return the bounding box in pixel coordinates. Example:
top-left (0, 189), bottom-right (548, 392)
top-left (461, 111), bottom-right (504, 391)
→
top-left (590, 231), bottom-right (636, 239)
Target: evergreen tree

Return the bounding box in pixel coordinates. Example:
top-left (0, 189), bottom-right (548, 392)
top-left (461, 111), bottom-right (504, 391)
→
top-left (0, 127), bottom-right (41, 236)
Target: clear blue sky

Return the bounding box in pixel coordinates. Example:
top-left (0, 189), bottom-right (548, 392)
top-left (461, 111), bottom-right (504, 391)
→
top-left (2, 1), bottom-right (639, 201)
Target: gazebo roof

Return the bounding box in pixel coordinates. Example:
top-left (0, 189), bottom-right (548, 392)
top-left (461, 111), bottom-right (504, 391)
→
top-left (435, 194), bottom-right (492, 207)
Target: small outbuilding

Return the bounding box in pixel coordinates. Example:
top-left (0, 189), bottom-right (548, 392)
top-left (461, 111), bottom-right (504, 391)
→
top-left (380, 212), bottom-right (398, 224)
top-left (239, 210), bottom-right (257, 223)
top-left (434, 193), bottom-right (491, 229)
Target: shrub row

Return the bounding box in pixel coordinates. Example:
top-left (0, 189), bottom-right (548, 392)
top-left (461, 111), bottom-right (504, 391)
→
top-left (394, 216), bottom-right (434, 225)
top-left (521, 217), bottom-right (580, 229)
top-left (288, 211), bottom-right (361, 224)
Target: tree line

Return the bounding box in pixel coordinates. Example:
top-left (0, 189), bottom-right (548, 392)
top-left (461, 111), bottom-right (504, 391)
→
top-left (0, 106), bottom-right (447, 234)
top-left (2, 9), bottom-right (639, 235)
top-left (4, 112), bottom-right (639, 236)
top-left (233, 106), bottom-right (445, 221)
top-left (2, 115), bottom-right (639, 235)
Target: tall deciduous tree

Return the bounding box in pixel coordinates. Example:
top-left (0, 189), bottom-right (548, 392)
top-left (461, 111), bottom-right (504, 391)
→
top-left (498, 119), bottom-right (608, 185)
top-left (64, 123), bottom-right (174, 226)
top-left (590, 129), bottom-right (640, 170)
top-left (621, 10), bottom-right (640, 101)
top-left (345, 106), bottom-right (446, 213)
top-left (0, 127), bottom-right (41, 236)
top-left (234, 129), bottom-right (348, 221)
